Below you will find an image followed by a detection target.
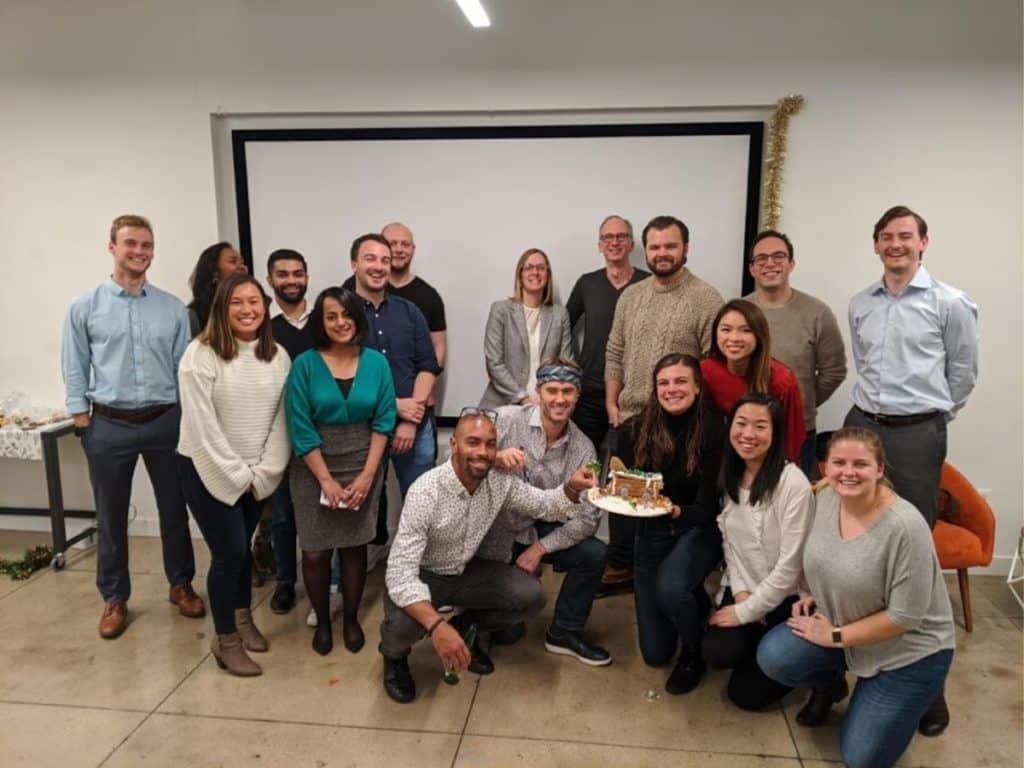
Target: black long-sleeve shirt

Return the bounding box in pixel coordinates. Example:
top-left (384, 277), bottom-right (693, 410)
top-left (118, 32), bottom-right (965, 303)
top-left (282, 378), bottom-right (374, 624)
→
top-left (616, 408), bottom-right (724, 532)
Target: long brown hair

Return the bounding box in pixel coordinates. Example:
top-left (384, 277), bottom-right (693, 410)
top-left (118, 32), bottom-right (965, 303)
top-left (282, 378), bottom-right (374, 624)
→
top-left (634, 353), bottom-right (705, 474)
top-left (709, 299), bottom-right (773, 393)
top-left (199, 273), bottom-right (277, 362)
top-left (511, 248), bottom-right (554, 306)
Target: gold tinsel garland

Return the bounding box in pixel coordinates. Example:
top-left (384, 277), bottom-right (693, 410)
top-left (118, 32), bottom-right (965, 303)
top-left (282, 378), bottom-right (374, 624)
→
top-left (761, 94), bottom-right (805, 230)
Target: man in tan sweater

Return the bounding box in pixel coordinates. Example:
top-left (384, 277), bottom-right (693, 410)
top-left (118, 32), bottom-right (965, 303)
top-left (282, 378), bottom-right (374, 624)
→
top-left (601, 215), bottom-right (723, 590)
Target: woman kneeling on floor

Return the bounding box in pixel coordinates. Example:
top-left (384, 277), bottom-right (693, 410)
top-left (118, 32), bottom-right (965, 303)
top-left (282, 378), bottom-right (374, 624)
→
top-left (756, 427), bottom-right (955, 768)
top-left (177, 273), bottom-right (292, 676)
top-left (705, 392), bottom-right (814, 710)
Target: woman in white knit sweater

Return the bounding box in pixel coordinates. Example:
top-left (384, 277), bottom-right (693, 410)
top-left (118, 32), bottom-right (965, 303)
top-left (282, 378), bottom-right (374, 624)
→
top-left (177, 274), bottom-right (291, 676)
top-left (705, 392), bottom-right (814, 710)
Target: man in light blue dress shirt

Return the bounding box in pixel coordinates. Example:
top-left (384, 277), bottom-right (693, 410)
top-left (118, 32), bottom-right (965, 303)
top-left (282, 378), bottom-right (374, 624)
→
top-left (845, 205), bottom-right (978, 736)
top-left (62, 214), bottom-right (203, 639)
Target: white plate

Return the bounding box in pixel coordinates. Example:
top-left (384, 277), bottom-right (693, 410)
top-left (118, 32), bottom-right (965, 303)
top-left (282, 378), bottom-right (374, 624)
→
top-left (584, 488), bottom-right (671, 518)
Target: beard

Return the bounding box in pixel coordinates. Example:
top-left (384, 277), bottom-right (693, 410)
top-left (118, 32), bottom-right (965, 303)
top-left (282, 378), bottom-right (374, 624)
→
top-left (272, 283), bottom-right (307, 304)
top-left (648, 257), bottom-right (683, 277)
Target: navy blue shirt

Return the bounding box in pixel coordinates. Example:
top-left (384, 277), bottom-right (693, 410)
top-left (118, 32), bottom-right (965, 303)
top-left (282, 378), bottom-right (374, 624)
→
top-left (358, 294), bottom-right (442, 398)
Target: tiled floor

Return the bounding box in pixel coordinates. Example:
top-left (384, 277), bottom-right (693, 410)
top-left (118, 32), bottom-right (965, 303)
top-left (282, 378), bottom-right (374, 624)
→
top-left (0, 532), bottom-right (1020, 767)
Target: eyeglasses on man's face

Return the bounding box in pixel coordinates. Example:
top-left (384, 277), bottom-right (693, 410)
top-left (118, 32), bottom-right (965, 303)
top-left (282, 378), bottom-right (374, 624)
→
top-left (600, 233), bottom-right (632, 243)
top-left (750, 251), bottom-right (790, 266)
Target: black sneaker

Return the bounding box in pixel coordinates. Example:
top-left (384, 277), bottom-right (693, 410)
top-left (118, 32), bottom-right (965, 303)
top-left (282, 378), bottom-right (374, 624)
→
top-left (382, 656), bottom-right (416, 703)
top-left (917, 690), bottom-right (950, 737)
top-left (665, 647), bottom-right (705, 694)
top-left (450, 615), bottom-right (495, 675)
top-left (796, 673), bottom-right (849, 726)
top-left (269, 583), bottom-right (296, 614)
top-left (491, 621), bottom-right (527, 646)
top-left (544, 628), bottom-right (612, 666)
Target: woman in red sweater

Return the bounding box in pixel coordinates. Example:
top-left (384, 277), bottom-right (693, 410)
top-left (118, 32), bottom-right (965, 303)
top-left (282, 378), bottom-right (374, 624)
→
top-left (700, 299), bottom-right (805, 461)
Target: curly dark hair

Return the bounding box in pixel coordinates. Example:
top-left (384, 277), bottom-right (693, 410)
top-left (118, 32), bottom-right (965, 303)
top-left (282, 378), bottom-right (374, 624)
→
top-left (187, 242), bottom-right (234, 331)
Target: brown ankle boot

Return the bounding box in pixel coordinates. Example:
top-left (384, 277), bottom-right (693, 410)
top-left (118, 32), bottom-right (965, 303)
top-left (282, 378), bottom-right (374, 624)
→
top-left (234, 608), bottom-right (269, 652)
top-left (211, 633), bottom-right (262, 676)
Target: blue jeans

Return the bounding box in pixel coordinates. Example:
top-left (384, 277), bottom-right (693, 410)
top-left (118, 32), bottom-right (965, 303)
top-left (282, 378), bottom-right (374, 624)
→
top-left (270, 475), bottom-right (297, 585)
top-left (757, 624), bottom-right (953, 768)
top-left (391, 412), bottom-right (437, 496)
top-left (526, 522), bottom-right (606, 632)
top-left (633, 521), bottom-right (722, 666)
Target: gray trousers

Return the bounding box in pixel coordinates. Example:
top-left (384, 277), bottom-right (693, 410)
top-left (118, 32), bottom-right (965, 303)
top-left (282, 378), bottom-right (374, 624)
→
top-left (844, 407), bottom-right (947, 528)
top-left (379, 558), bottom-right (546, 659)
top-left (81, 405), bottom-right (196, 602)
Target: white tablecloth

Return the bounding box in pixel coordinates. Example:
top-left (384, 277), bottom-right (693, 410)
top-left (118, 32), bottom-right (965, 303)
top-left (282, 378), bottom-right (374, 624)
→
top-left (0, 420), bottom-right (74, 461)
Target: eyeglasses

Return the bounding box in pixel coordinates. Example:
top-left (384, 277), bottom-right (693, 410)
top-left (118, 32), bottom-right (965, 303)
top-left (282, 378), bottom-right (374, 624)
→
top-left (750, 252), bottom-right (790, 266)
top-left (459, 406), bottom-right (498, 422)
top-left (600, 233), bottom-right (632, 243)
top-left (521, 264), bottom-right (548, 273)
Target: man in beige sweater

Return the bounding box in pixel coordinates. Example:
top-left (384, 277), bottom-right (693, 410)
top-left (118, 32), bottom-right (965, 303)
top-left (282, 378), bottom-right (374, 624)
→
top-left (601, 215), bottom-right (723, 590)
top-left (744, 230), bottom-right (846, 476)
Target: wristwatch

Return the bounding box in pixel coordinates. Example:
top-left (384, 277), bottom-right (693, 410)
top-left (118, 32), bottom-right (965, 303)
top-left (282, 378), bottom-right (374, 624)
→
top-left (831, 626), bottom-right (843, 647)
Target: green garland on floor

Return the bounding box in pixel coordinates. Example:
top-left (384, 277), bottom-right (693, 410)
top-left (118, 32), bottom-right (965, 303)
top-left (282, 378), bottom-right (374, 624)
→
top-left (0, 545), bottom-right (53, 580)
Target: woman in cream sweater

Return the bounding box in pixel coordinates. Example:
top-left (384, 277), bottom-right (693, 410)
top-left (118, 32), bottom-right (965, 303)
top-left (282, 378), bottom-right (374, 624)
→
top-left (177, 273), bottom-right (291, 677)
top-left (705, 392), bottom-right (814, 710)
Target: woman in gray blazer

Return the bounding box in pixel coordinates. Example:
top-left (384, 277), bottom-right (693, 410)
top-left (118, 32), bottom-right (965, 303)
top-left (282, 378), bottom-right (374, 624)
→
top-left (480, 248), bottom-right (574, 408)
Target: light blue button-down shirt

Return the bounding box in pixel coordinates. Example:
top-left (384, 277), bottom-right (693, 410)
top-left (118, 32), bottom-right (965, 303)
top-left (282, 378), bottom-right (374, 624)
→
top-left (849, 266), bottom-right (978, 417)
top-left (61, 279), bottom-right (190, 413)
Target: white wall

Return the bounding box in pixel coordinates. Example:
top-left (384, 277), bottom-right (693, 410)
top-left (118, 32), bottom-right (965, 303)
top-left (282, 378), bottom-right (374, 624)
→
top-left (1, 1), bottom-right (1020, 570)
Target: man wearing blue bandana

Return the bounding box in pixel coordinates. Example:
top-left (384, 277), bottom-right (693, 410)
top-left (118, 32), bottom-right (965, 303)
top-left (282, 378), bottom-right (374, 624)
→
top-left (478, 358), bottom-right (611, 666)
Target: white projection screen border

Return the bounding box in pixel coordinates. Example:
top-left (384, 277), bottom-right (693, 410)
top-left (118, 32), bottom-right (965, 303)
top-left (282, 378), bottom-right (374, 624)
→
top-left (232, 122), bottom-right (764, 423)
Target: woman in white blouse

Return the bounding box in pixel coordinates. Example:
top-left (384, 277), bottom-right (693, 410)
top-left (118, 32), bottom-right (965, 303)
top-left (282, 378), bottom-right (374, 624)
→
top-left (177, 273), bottom-right (291, 677)
top-left (479, 248), bottom-right (574, 408)
top-left (705, 392), bottom-right (814, 710)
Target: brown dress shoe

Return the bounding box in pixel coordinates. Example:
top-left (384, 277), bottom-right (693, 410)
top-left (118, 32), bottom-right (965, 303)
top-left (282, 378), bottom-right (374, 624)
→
top-left (211, 633), bottom-right (262, 677)
top-left (169, 583), bottom-right (206, 618)
top-left (99, 601), bottom-right (128, 639)
top-left (234, 608), bottom-right (269, 652)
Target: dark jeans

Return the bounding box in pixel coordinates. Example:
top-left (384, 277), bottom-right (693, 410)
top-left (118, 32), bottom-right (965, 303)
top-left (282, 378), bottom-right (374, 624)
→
top-left (799, 429), bottom-right (817, 479)
top-left (634, 520), bottom-right (722, 666)
top-left (758, 624), bottom-right (953, 768)
top-left (379, 558), bottom-right (546, 659)
top-left (516, 521), bottom-right (606, 632)
top-left (844, 407), bottom-right (946, 528)
top-left (270, 472), bottom-right (298, 585)
top-left (603, 426), bottom-right (637, 570)
top-left (571, 388), bottom-right (610, 459)
top-left (81, 405), bottom-right (195, 603)
top-left (177, 456), bottom-right (261, 635)
top-left (703, 590), bottom-right (797, 710)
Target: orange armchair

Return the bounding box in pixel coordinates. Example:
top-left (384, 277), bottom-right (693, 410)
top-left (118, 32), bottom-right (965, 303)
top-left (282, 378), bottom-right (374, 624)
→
top-left (934, 462), bottom-right (996, 632)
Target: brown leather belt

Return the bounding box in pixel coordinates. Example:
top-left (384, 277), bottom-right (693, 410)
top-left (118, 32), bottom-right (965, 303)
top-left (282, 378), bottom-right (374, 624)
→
top-left (854, 406), bottom-right (941, 428)
top-left (92, 402), bottom-right (175, 424)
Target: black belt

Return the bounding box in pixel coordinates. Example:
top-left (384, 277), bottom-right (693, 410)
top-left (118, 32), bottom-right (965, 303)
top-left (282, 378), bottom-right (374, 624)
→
top-left (92, 402), bottom-right (174, 424)
top-left (854, 406), bottom-right (940, 428)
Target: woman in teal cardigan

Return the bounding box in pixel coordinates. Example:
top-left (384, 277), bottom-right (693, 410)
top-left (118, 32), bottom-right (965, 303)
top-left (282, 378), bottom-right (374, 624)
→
top-left (286, 287), bottom-right (396, 656)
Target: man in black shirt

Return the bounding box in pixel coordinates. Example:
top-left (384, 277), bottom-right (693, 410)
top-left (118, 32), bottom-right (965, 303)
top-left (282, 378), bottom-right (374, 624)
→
top-left (565, 215), bottom-right (649, 593)
top-left (265, 248), bottom-right (314, 613)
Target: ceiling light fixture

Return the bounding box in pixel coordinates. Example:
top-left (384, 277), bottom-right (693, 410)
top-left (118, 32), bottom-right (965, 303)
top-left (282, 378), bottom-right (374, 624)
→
top-left (454, 0), bottom-right (491, 28)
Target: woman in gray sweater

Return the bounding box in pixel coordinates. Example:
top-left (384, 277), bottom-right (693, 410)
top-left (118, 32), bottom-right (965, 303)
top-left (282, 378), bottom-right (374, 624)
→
top-left (757, 427), bottom-right (955, 768)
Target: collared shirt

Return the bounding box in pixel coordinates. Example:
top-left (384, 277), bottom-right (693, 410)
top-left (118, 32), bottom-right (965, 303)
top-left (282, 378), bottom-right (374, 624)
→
top-left (477, 404), bottom-right (598, 558)
top-left (849, 266), bottom-right (978, 416)
top-left (61, 279), bottom-right (190, 413)
top-left (385, 459), bottom-right (581, 608)
top-left (270, 302), bottom-right (312, 329)
top-left (358, 293), bottom-right (442, 399)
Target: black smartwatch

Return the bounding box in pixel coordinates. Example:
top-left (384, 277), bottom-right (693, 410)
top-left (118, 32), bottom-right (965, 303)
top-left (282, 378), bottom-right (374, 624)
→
top-left (831, 626), bottom-right (843, 647)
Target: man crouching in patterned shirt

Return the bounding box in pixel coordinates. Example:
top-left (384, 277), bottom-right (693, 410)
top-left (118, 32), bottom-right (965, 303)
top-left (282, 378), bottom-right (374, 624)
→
top-left (378, 407), bottom-right (597, 703)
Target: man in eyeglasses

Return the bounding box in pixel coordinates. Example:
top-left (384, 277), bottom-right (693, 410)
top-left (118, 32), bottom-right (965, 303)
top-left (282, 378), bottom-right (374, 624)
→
top-left (744, 230), bottom-right (847, 476)
top-left (478, 359), bottom-right (611, 666)
top-left (378, 409), bottom-right (596, 703)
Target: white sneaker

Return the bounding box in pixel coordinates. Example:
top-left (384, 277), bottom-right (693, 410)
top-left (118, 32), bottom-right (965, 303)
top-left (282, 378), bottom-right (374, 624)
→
top-left (306, 586), bottom-right (342, 627)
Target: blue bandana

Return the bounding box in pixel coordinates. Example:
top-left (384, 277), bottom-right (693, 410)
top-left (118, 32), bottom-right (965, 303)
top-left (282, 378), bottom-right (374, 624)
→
top-left (535, 364), bottom-right (582, 390)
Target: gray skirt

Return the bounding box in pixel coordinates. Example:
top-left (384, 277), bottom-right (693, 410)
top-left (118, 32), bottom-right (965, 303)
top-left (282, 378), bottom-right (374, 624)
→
top-left (290, 421), bottom-right (384, 550)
